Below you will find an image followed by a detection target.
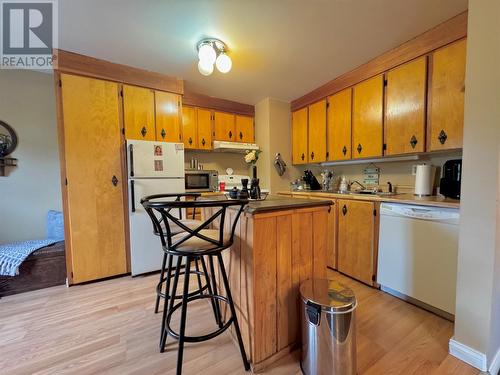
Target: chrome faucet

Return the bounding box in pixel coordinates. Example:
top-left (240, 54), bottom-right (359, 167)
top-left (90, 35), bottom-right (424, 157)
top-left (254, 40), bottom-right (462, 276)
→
top-left (349, 180), bottom-right (366, 190)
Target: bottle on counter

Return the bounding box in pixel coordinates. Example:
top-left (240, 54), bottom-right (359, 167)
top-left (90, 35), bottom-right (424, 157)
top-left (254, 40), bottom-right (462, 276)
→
top-left (339, 176), bottom-right (348, 193)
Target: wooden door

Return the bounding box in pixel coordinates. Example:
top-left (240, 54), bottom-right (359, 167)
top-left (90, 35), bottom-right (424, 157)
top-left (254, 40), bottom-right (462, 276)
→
top-left (291, 107), bottom-right (308, 164)
top-left (327, 88), bottom-right (352, 161)
top-left (214, 111), bottom-right (236, 141)
top-left (123, 85), bottom-right (155, 141)
top-left (197, 108), bottom-right (213, 150)
top-left (307, 100), bottom-right (327, 163)
top-left (235, 115), bottom-right (255, 143)
top-left (385, 57), bottom-right (427, 155)
top-left (428, 39), bottom-right (466, 151)
top-left (352, 75), bottom-right (384, 158)
top-left (182, 105), bottom-right (197, 149)
top-left (155, 91), bottom-right (181, 142)
top-left (60, 74), bottom-right (127, 284)
top-left (309, 197), bottom-right (337, 269)
top-left (337, 199), bottom-right (375, 285)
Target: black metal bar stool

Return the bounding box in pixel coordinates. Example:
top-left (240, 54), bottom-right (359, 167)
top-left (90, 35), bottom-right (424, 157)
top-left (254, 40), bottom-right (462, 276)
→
top-left (142, 197), bottom-right (250, 375)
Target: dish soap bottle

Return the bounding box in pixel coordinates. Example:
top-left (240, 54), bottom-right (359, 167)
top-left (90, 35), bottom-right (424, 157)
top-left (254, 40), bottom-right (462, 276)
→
top-left (339, 176), bottom-right (348, 193)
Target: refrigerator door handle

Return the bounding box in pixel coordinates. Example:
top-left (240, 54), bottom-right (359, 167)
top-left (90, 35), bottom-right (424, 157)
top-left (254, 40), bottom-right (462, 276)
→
top-left (131, 180), bottom-right (136, 212)
top-left (129, 144), bottom-right (135, 177)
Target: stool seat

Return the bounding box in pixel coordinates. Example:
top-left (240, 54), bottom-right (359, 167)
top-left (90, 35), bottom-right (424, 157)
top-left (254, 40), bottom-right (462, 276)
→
top-left (171, 229), bottom-right (231, 252)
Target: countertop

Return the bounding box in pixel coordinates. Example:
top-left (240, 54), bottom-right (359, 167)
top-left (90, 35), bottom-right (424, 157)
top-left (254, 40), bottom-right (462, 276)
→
top-left (277, 190), bottom-right (460, 209)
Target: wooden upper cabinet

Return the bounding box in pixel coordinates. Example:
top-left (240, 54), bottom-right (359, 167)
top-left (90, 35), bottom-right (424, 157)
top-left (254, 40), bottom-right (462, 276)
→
top-left (337, 199), bottom-right (375, 285)
top-left (197, 108), bottom-right (213, 150)
top-left (352, 75), bottom-right (384, 158)
top-left (428, 39), bottom-right (466, 151)
top-left (155, 91), bottom-right (181, 142)
top-left (307, 100), bottom-right (327, 163)
top-left (385, 57), bottom-right (427, 155)
top-left (182, 105), bottom-right (197, 149)
top-left (327, 88), bottom-right (352, 161)
top-left (60, 74), bottom-right (127, 284)
top-left (292, 107), bottom-right (308, 164)
top-left (214, 111), bottom-right (236, 141)
top-left (123, 85), bottom-right (155, 141)
top-left (235, 115), bottom-right (255, 143)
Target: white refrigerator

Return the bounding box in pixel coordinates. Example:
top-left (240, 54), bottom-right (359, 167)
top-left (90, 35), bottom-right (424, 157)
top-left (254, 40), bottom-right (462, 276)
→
top-left (127, 140), bottom-right (185, 276)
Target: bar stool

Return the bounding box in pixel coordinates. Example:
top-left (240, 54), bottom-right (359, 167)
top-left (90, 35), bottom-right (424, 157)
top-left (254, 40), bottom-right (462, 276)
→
top-left (142, 197), bottom-right (250, 375)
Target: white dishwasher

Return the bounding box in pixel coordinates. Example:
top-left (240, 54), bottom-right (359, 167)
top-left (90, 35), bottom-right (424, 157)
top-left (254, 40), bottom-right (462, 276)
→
top-left (377, 202), bottom-right (459, 320)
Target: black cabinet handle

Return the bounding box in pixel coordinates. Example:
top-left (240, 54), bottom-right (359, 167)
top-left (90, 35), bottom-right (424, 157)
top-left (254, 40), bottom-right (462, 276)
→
top-left (201, 138), bottom-right (206, 146)
top-left (301, 153), bottom-right (305, 161)
top-left (342, 205), bottom-right (347, 216)
top-left (130, 180), bottom-right (136, 213)
top-left (111, 175), bottom-right (118, 186)
top-left (342, 146), bottom-right (347, 156)
top-left (188, 137), bottom-right (193, 145)
top-left (357, 143), bottom-right (362, 154)
top-left (438, 130), bottom-right (448, 145)
top-left (160, 128), bottom-right (166, 139)
top-left (229, 130), bottom-right (233, 139)
top-left (310, 151), bottom-right (315, 160)
top-left (239, 131), bottom-right (243, 140)
top-left (410, 135), bottom-right (418, 149)
top-left (141, 126), bottom-right (147, 137)
top-left (129, 144), bottom-right (134, 177)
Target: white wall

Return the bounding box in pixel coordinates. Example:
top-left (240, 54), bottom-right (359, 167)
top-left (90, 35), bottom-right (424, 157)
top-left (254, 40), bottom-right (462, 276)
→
top-left (0, 70), bottom-right (62, 243)
top-left (452, 0), bottom-right (500, 369)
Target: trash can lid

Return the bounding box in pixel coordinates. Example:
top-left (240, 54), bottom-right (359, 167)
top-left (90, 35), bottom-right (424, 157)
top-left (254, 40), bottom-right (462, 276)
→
top-left (300, 279), bottom-right (356, 313)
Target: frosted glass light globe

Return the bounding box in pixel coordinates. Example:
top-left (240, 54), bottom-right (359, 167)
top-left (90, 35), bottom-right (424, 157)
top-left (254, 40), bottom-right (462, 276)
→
top-left (198, 59), bottom-right (214, 76)
top-left (198, 43), bottom-right (216, 65)
top-left (215, 52), bottom-right (232, 73)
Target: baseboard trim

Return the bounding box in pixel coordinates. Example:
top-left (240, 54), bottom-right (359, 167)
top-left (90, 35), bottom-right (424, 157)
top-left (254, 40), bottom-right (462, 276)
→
top-left (489, 347), bottom-right (500, 375)
top-left (449, 338), bottom-right (487, 371)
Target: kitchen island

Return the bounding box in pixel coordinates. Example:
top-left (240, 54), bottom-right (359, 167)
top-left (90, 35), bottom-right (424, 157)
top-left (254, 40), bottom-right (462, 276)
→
top-left (203, 195), bottom-right (332, 372)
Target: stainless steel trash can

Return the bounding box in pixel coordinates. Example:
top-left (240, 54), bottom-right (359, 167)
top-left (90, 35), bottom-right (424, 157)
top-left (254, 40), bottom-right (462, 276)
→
top-left (300, 279), bottom-right (357, 375)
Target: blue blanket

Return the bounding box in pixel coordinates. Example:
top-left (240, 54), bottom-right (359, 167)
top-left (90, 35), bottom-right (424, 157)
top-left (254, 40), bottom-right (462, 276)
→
top-left (0, 239), bottom-right (59, 276)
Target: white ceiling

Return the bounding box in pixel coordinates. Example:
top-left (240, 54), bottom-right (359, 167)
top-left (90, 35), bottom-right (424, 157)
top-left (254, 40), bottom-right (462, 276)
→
top-left (59, 0), bottom-right (468, 105)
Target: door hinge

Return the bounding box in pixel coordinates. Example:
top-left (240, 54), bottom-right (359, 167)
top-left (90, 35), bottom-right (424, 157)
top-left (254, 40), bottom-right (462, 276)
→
top-left (326, 151), bottom-right (329, 159)
top-left (372, 274), bottom-right (376, 282)
top-left (119, 89), bottom-right (123, 97)
top-left (383, 78), bottom-right (388, 87)
top-left (326, 101), bottom-right (330, 108)
top-left (121, 128), bottom-right (125, 135)
top-left (373, 209), bottom-right (377, 216)
top-left (58, 79), bottom-right (62, 87)
top-left (382, 143), bottom-right (387, 151)
top-left (71, 271), bottom-right (73, 278)
top-left (65, 178), bottom-right (68, 186)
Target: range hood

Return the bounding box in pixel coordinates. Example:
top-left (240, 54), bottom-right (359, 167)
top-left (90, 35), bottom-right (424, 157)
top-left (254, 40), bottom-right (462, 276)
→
top-left (212, 140), bottom-right (259, 153)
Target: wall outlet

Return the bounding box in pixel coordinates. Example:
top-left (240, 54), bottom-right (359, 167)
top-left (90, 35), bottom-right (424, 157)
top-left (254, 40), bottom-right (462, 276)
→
top-left (412, 165), bottom-right (418, 175)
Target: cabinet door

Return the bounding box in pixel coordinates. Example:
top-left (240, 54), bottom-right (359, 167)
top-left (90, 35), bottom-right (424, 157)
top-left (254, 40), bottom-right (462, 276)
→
top-left (292, 107), bottom-right (308, 164)
top-left (182, 105), bottom-right (198, 149)
top-left (235, 115), bottom-right (255, 143)
top-left (352, 75), bottom-right (384, 158)
top-left (309, 197), bottom-right (337, 269)
top-left (428, 39), bottom-right (466, 151)
top-left (155, 91), bottom-right (182, 142)
top-left (123, 85), bottom-right (155, 141)
top-left (197, 108), bottom-right (213, 150)
top-left (327, 88), bottom-right (352, 161)
top-left (307, 100), bottom-right (327, 163)
top-left (60, 74), bottom-right (127, 284)
top-left (385, 57), bottom-right (427, 155)
top-left (337, 199), bottom-right (375, 285)
top-left (214, 111), bottom-right (236, 141)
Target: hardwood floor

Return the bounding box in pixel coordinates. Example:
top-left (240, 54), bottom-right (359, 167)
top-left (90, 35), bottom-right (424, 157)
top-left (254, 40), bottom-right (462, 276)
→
top-left (0, 270), bottom-right (480, 375)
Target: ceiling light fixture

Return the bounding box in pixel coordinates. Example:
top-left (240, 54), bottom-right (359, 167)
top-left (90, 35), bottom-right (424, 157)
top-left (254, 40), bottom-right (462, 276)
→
top-left (196, 38), bottom-right (232, 76)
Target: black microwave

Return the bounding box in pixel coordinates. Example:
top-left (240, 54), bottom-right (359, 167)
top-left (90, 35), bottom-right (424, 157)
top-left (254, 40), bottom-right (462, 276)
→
top-left (185, 170), bottom-right (218, 192)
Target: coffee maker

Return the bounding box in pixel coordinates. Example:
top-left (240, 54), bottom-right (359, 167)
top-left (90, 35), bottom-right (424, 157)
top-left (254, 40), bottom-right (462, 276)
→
top-left (440, 159), bottom-right (462, 199)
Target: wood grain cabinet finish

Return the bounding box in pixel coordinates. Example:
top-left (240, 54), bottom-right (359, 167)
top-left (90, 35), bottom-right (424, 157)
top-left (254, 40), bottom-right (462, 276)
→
top-left (59, 74), bottom-right (127, 284)
top-left (337, 199), bottom-right (376, 285)
top-left (196, 108), bottom-right (213, 150)
top-left (235, 115), bottom-right (255, 143)
top-left (291, 107), bottom-right (308, 165)
top-left (428, 39), bottom-right (466, 151)
top-left (181, 105), bottom-right (198, 149)
top-left (385, 57), bottom-right (427, 155)
top-left (155, 91), bottom-right (182, 142)
top-left (123, 85), bottom-right (156, 141)
top-left (352, 75), bottom-right (384, 159)
top-left (307, 100), bottom-right (327, 163)
top-left (214, 111), bottom-right (236, 141)
top-left (327, 88), bottom-right (352, 161)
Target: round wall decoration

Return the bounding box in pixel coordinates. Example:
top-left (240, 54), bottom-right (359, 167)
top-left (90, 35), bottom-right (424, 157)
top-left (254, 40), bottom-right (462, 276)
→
top-left (0, 120), bottom-right (18, 157)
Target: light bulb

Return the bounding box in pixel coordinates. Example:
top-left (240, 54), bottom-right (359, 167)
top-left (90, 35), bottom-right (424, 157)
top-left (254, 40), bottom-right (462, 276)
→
top-left (216, 52), bottom-right (232, 73)
top-left (198, 59), bottom-right (214, 76)
top-left (198, 43), bottom-right (216, 65)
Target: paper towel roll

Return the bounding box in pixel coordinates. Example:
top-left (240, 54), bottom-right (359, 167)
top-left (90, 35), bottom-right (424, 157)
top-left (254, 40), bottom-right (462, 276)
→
top-left (414, 164), bottom-right (435, 196)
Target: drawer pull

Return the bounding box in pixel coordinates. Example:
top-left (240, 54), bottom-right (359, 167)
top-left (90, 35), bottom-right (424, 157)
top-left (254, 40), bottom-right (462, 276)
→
top-left (141, 126), bottom-right (147, 137)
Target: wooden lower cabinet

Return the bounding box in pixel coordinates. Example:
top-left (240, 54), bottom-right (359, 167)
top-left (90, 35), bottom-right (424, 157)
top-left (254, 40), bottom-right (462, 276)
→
top-left (58, 74), bottom-right (128, 284)
top-left (337, 199), bottom-right (378, 285)
top-left (307, 197), bottom-right (337, 269)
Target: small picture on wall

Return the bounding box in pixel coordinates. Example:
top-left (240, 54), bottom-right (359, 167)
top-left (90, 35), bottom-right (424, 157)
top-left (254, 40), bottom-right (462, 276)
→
top-left (154, 145), bottom-right (163, 156)
top-left (154, 160), bottom-right (164, 172)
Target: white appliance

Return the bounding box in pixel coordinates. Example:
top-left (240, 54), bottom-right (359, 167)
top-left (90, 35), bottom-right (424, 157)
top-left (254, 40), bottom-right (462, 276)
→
top-left (213, 140), bottom-right (259, 153)
top-left (377, 203), bottom-right (459, 319)
top-left (414, 164), bottom-right (435, 196)
top-left (127, 140), bottom-right (185, 276)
